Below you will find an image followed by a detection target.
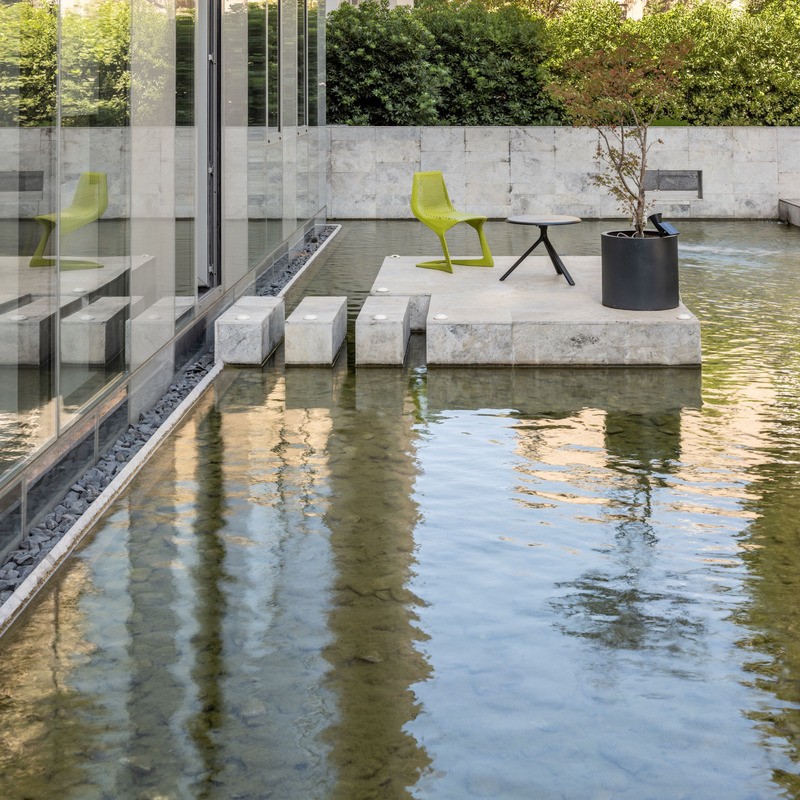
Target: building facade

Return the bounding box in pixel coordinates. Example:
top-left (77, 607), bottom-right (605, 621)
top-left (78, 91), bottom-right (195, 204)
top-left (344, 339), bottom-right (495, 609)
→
top-left (0, 0), bottom-right (327, 558)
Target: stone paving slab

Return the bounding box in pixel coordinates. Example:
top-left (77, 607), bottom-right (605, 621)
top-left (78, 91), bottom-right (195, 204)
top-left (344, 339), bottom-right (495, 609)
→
top-left (369, 256), bottom-right (701, 366)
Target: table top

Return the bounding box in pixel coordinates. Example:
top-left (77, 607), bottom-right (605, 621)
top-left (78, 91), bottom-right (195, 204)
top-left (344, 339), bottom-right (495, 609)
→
top-left (507, 214), bottom-right (582, 227)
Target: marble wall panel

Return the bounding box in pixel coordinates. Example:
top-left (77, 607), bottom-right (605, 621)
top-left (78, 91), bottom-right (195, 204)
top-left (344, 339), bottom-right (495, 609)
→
top-left (278, 125), bottom-right (798, 220)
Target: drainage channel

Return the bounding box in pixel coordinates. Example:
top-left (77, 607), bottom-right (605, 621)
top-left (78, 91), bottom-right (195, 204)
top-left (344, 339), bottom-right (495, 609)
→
top-left (0, 224), bottom-right (340, 637)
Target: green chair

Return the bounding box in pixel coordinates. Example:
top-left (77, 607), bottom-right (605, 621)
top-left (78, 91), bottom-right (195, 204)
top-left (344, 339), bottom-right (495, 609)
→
top-left (410, 171), bottom-right (493, 273)
top-left (30, 171), bottom-right (108, 269)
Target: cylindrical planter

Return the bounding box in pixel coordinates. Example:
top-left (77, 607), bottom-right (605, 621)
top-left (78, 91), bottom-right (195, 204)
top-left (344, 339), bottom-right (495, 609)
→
top-left (601, 231), bottom-right (679, 311)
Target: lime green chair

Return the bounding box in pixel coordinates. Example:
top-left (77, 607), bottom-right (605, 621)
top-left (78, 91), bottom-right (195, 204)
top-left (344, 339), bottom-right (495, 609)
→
top-left (30, 171), bottom-right (108, 269)
top-left (410, 171), bottom-right (493, 273)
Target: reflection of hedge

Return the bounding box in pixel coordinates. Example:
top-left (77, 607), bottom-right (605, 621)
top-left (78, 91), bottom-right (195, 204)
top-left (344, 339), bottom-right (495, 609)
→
top-left (0, 0), bottom-right (130, 127)
top-left (328, 0), bottom-right (800, 126)
top-left (0, 1), bottom-right (58, 126)
top-left (1, 0), bottom-right (286, 128)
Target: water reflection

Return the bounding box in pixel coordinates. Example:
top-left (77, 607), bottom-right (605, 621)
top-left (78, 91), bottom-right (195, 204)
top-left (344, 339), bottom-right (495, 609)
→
top-left (0, 564), bottom-right (103, 796)
top-left (552, 406), bottom-right (707, 659)
top-left (319, 361), bottom-right (432, 799)
top-left (735, 431), bottom-right (800, 797)
top-left (116, 449), bottom-right (185, 798)
top-left (187, 409), bottom-right (228, 796)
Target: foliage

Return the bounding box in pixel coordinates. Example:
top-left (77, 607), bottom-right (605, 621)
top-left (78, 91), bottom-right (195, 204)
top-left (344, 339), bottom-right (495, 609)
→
top-left (415, 0), bottom-right (563, 125)
top-left (3, 0), bottom-right (800, 129)
top-left (176, 10), bottom-right (195, 126)
top-left (326, 1), bottom-right (445, 125)
top-left (635, 0), bottom-right (800, 125)
top-left (60, 0), bottom-right (131, 126)
top-left (0, 0), bottom-right (57, 126)
top-left (544, 0), bottom-right (623, 69)
top-left (473, 0), bottom-right (569, 22)
top-left (552, 31), bottom-right (690, 235)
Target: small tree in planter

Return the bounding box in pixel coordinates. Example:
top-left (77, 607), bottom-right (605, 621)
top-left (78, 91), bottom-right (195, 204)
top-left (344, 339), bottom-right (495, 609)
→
top-left (552, 31), bottom-right (690, 237)
top-left (551, 32), bottom-right (692, 309)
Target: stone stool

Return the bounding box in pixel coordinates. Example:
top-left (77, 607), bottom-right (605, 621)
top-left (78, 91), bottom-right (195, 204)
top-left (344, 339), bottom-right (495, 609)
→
top-left (355, 295), bottom-right (411, 366)
top-left (284, 296), bottom-right (347, 365)
top-left (215, 296), bottom-right (285, 365)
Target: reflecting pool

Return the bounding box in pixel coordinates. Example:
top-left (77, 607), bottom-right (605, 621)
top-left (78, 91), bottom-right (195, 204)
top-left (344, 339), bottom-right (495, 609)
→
top-left (1, 220), bottom-right (800, 799)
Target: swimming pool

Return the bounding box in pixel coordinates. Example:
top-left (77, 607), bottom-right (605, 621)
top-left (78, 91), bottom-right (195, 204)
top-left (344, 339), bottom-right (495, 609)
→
top-left (1, 219), bottom-right (799, 799)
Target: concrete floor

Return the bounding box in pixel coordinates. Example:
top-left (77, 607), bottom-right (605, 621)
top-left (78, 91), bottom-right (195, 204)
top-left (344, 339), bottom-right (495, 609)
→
top-left (368, 255), bottom-right (702, 366)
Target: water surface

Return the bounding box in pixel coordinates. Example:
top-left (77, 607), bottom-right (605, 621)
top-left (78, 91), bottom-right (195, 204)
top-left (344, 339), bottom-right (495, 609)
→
top-left (1, 220), bottom-right (800, 799)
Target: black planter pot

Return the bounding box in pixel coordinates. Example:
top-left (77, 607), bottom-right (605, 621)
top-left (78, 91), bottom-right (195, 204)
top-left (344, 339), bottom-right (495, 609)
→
top-left (601, 230), bottom-right (679, 311)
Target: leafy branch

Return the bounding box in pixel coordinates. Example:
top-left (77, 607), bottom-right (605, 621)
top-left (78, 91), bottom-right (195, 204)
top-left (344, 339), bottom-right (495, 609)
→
top-left (551, 31), bottom-right (691, 236)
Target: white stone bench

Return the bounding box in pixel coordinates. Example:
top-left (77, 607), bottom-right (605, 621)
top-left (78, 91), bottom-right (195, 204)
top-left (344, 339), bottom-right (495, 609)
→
top-left (61, 296), bottom-right (129, 365)
top-left (355, 295), bottom-right (411, 366)
top-left (215, 296), bottom-right (285, 365)
top-left (284, 296), bottom-right (348, 365)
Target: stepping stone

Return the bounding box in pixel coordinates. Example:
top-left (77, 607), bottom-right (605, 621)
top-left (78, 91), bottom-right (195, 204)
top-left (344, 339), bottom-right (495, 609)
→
top-left (355, 295), bottom-right (411, 366)
top-left (215, 296), bottom-right (285, 365)
top-left (284, 296), bottom-right (347, 365)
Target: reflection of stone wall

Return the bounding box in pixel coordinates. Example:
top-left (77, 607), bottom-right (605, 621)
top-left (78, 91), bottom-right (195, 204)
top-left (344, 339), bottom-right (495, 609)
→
top-left (328, 126), bottom-right (800, 220)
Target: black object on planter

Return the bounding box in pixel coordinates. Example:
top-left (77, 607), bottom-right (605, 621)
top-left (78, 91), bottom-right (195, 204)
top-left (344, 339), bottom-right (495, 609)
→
top-left (648, 212), bottom-right (679, 237)
top-left (601, 228), bottom-right (680, 311)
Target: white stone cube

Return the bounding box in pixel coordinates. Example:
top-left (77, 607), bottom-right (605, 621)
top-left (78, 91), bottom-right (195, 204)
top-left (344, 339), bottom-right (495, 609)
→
top-left (215, 296), bottom-right (285, 365)
top-left (284, 296), bottom-right (347, 365)
top-left (355, 295), bottom-right (411, 365)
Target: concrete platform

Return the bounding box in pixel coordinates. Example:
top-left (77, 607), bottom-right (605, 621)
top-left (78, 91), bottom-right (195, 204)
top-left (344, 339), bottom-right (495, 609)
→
top-left (368, 255), bottom-right (701, 366)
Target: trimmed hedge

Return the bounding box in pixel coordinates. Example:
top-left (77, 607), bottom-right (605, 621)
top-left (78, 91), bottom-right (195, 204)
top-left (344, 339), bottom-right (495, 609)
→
top-left (328, 0), bottom-right (800, 126)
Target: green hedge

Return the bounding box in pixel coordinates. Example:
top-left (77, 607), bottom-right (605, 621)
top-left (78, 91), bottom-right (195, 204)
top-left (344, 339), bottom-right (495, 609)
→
top-left (328, 0), bottom-right (800, 126)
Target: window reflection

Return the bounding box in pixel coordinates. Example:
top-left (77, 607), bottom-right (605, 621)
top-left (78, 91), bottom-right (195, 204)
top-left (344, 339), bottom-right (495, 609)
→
top-left (0, 0), bottom-right (58, 471)
top-left (297, 0), bottom-right (307, 127)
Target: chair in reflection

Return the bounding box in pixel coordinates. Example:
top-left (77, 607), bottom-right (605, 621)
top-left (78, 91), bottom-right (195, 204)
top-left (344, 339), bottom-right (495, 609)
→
top-left (410, 170), bottom-right (493, 273)
top-left (30, 171), bottom-right (108, 269)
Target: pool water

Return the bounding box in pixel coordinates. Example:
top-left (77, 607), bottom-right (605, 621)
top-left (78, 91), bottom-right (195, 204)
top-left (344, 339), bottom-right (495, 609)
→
top-left (1, 220), bottom-right (800, 799)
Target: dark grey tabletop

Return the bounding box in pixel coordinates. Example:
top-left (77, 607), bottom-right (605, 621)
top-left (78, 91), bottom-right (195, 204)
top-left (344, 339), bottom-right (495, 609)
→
top-left (507, 214), bottom-right (582, 226)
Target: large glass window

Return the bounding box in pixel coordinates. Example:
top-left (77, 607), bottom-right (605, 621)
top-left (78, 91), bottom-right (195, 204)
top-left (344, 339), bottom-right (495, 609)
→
top-left (297, 0), bottom-right (307, 127)
top-left (267, 0), bottom-right (281, 131)
top-left (0, 0), bottom-right (58, 473)
top-left (0, 0), bottom-right (325, 493)
top-left (58, 0), bottom-right (131, 425)
top-left (246, 0), bottom-right (283, 273)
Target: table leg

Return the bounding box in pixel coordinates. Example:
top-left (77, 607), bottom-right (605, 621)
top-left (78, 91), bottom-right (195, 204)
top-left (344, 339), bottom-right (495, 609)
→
top-left (541, 229), bottom-right (575, 286)
top-left (499, 231), bottom-right (545, 281)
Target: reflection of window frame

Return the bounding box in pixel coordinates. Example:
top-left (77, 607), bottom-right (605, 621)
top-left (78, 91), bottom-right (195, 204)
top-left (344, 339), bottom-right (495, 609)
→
top-left (267, 0), bottom-right (281, 131)
top-left (247, 0), bottom-right (283, 131)
top-left (308, 0), bottom-right (318, 127)
top-left (297, 0), bottom-right (307, 127)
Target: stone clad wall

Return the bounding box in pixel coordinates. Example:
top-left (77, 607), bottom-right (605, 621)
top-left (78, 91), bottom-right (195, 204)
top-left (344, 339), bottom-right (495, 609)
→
top-left (327, 126), bottom-right (800, 220)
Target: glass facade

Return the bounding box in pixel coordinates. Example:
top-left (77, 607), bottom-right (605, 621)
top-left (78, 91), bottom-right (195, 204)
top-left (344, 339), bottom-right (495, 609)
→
top-left (0, 0), bottom-right (326, 555)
